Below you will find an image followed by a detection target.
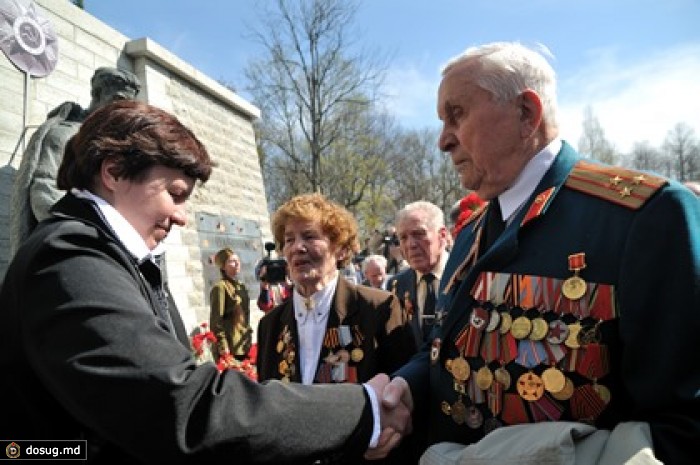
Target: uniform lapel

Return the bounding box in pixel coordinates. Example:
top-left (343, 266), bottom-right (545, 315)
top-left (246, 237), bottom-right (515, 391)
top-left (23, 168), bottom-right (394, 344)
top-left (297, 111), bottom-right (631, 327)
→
top-left (439, 142), bottom-right (581, 338)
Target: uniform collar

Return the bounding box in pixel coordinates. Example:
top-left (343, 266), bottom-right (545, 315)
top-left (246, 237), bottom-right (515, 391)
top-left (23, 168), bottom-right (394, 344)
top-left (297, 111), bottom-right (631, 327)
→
top-left (498, 138), bottom-right (561, 223)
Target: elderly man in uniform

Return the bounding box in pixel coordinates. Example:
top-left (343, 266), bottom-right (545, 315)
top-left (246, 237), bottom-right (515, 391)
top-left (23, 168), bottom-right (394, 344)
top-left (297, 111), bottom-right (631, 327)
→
top-left (10, 67), bottom-right (140, 255)
top-left (381, 42), bottom-right (699, 465)
top-left (388, 201), bottom-right (450, 348)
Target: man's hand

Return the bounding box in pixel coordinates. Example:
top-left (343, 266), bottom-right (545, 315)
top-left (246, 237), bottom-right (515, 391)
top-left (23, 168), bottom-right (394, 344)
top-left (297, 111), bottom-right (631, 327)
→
top-left (382, 376), bottom-right (413, 412)
top-left (364, 374), bottom-right (413, 460)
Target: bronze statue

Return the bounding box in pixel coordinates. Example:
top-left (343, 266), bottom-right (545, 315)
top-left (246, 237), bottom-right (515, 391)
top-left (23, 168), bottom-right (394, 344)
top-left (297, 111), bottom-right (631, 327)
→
top-left (10, 67), bottom-right (140, 254)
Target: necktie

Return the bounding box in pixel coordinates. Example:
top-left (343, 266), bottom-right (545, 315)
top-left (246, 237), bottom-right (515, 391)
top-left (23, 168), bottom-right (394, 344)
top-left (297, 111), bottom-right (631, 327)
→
top-left (481, 198), bottom-right (506, 254)
top-left (422, 273), bottom-right (436, 338)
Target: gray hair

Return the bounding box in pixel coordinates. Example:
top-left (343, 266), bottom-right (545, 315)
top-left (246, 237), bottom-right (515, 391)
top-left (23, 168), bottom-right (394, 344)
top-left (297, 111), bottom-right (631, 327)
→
top-left (396, 201), bottom-right (445, 231)
top-left (362, 254), bottom-right (388, 273)
top-left (441, 42), bottom-right (558, 129)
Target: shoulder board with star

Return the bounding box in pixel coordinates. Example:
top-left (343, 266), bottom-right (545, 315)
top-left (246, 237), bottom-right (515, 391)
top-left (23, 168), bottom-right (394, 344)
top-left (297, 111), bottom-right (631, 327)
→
top-left (565, 160), bottom-right (667, 210)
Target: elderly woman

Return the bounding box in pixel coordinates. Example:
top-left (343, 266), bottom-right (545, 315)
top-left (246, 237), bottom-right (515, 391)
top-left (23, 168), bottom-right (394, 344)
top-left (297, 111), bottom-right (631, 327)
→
top-left (0, 101), bottom-right (411, 463)
top-left (209, 247), bottom-right (252, 361)
top-left (256, 193), bottom-right (417, 386)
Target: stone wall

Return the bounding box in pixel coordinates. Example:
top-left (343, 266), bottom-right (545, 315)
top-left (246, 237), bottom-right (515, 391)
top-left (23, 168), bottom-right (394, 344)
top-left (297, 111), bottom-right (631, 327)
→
top-left (0, 0), bottom-right (270, 332)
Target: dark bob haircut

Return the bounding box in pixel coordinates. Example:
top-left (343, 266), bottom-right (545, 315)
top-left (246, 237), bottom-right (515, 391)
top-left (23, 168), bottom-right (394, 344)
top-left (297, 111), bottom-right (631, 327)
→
top-left (58, 100), bottom-right (214, 191)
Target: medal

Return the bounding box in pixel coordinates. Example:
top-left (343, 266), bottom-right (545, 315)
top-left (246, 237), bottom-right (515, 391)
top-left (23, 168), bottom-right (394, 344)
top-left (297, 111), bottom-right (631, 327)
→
top-left (593, 382), bottom-right (612, 405)
top-left (551, 377), bottom-right (575, 401)
top-left (510, 316), bottom-right (532, 339)
top-left (430, 338), bottom-right (441, 364)
top-left (276, 340), bottom-right (284, 353)
top-left (450, 356), bottom-right (471, 382)
top-left (494, 366), bottom-right (512, 389)
top-left (516, 372), bottom-right (544, 402)
top-left (541, 366), bottom-right (566, 393)
top-left (350, 348), bottom-right (364, 362)
top-left (528, 317), bottom-right (549, 341)
top-left (466, 406), bottom-right (484, 429)
top-left (475, 365), bottom-right (494, 390)
top-left (547, 319), bottom-right (569, 344)
top-left (499, 312), bottom-right (513, 335)
top-left (451, 397), bottom-right (467, 425)
top-left (486, 309), bottom-right (501, 332)
top-left (562, 252), bottom-right (587, 300)
top-left (565, 322), bottom-right (582, 349)
top-left (470, 306), bottom-right (489, 330)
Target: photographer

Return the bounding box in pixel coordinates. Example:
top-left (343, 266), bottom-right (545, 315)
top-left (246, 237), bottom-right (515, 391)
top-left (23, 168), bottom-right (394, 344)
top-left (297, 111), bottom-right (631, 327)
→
top-left (256, 242), bottom-right (292, 314)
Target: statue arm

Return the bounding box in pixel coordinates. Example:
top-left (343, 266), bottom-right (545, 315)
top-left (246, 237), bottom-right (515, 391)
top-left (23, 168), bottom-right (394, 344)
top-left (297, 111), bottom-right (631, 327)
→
top-left (29, 122), bottom-right (80, 221)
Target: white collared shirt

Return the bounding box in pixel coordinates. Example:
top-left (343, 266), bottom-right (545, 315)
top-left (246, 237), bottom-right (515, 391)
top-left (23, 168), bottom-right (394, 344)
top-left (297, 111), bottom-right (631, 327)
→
top-left (72, 188), bottom-right (153, 264)
top-left (293, 271), bottom-right (339, 385)
top-left (498, 138), bottom-right (561, 224)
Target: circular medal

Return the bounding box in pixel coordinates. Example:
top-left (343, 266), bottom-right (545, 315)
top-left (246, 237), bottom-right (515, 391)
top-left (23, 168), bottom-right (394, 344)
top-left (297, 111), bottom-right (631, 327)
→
top-left (451, 356), bottom-right (471, 382)
top-left (551, 377), bottom-right (575, 401)
top-left (594, 383), bottom-right (612, 404)
top-left (541, 366), bottom-right (566, 393)
top-left (529, 317), bottom-right (549, 341)
top-left (278, 360), bottom-right (288, 374)
top-left (494, 367), bottom-right (512, 389)
top-left (451, 398), bottom-right (467, 425)
top-left (441, 401), bottom-right (452, 416)
top-left (562, 275), bottom-right (586, 300)
top-left (565, 322), bottom-right (582, 349)
top-left (547, 319), bottom-right (569, 344)
top-left (337, 349), bottom-right (350, 363)
top-left (499, 312), bottom-right (513, 335)
top-left (470, 306), bottom-right (489, 330)
top-left (466, 406), bottom-right (484, 429)
top-left (430, 338), bottom-right (442, 364)
top-left (483, 417), bottom-right (502, 435)
top-left (510, 316), bottom-right (532, 339)
top-left (325, 351), bottom-right (340, 364)
top-left (476, 365), bottom-right (494, 390)
top-left (350, 348), bottom-right (364, 362)
top-left (516, 372), bottom-right (544, 401)
top-left (486, 309), bottom-right (501, 332)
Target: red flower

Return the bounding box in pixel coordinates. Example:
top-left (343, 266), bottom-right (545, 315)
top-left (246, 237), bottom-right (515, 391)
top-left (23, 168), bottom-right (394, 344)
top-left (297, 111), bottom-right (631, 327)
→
top-left (452, 192), bottom-right (486, 237)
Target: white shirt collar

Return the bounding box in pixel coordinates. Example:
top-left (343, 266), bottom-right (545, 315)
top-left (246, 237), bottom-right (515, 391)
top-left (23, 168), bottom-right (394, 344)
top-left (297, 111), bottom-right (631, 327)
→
top-left (72, 188), bottom-right (153, 263)
top-left (498, 138), bottom-right (561, 223)
top-left (415, 249), bottom-right (449, 283)
top-left (293, 271), bottom-right (340, 325)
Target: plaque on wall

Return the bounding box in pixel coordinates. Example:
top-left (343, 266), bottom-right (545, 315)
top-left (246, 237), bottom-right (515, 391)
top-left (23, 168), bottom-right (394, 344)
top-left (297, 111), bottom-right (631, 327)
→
top-left (197, 212), bottom-right (263, 305)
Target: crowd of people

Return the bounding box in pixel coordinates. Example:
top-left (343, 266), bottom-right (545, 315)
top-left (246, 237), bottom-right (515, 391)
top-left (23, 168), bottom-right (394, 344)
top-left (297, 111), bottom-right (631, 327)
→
top-left (1, 41), bottom-right (698, 464)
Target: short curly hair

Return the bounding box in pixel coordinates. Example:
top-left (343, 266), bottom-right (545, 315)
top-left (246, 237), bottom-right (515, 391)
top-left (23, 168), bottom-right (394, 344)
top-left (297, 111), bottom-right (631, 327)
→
top-left (271, 193), bottom-right (360, 267)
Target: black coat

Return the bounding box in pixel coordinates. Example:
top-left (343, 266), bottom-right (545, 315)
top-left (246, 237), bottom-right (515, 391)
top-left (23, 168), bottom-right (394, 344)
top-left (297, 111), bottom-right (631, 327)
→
top-left (0, 193), bottom-right (373, 464)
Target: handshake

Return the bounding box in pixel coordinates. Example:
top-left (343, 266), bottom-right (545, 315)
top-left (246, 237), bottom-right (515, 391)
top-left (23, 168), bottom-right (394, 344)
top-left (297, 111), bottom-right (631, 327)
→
top-left (364, 374), bottom-right (413, 460)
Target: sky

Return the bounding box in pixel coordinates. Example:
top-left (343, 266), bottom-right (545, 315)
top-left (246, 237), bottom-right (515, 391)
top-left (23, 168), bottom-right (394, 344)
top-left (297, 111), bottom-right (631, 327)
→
top-left (83, 0), bottom-right (700, 154)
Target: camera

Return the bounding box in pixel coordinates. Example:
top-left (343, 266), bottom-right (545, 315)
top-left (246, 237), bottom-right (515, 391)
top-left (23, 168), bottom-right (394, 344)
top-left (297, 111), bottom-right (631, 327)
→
top-left (260, 242), bottom-right (287, 284)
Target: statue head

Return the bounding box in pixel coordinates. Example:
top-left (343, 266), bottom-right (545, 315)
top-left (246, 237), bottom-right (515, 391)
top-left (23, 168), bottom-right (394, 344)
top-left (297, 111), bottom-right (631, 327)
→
top-left (87, 67), bottom-right (141, 113)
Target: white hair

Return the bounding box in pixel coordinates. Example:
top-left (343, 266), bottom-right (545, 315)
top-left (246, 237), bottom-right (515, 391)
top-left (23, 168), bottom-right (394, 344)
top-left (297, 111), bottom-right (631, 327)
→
top-left (441, 41), bottom-right (558, 129)
top-left (395, 201), bottom-right (445, 231)
top-left (362, 254), bottom-right (388, 273)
